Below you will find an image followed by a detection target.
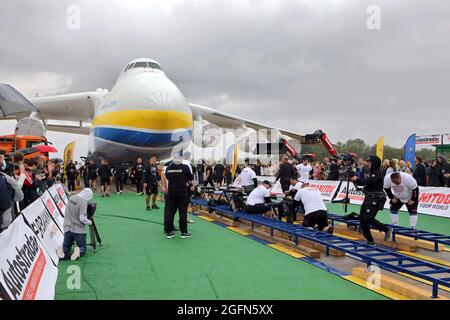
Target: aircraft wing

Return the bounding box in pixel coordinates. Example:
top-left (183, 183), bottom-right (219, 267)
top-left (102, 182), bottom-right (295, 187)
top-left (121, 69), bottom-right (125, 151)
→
top-left (28, 91), bottom-right (107, 135)
top-left (188, 103), bottom-right (304, 141)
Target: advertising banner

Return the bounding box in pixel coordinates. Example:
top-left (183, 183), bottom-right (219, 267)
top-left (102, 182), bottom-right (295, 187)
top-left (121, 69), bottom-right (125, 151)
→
top-left (333, 181), bottom-right (450, 218)
top-left (55, 183), bottom-right (69, 204)
top-left (41, 190), bottom-right (65, 226)
top-left (47, 185), bottom-right (67, 215)
top-left (21, 200), bottom-right (64, 265)
top-left (443, 134), bottom-right (450, 145)
top-left (0, 215), bottom-right (58, 300)
top-left (415, 134), bottom-right (442, 146)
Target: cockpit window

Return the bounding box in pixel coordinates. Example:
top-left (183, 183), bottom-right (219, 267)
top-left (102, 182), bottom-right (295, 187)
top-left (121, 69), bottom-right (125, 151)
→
top-left (148, 62), bottom-right (161, 70)
top-left (123, 61), bottom-right (161, 73)
top-left (124, 63), bottom-right (134, 71)
top-left (133, 62), bottom-right (149, 69)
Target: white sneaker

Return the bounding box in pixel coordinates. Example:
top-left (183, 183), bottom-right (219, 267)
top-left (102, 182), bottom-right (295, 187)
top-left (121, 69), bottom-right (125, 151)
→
top-left (56, 246), bottom-right (65, 259)
top-left (188, 219), bottom-right (195, 224)
top-left (71, 247), bottom-right (81, 260)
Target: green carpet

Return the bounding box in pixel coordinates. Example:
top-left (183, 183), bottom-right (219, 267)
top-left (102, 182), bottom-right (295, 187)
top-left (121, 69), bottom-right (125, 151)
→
top-left (326, 202), bottom-right (450, 236)
top-left (55, 193), bottom-right (385, 300)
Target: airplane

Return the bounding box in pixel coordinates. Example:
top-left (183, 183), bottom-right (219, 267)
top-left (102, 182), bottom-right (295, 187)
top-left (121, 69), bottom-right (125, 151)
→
top-left (19, 58), bottom-right (304, 162)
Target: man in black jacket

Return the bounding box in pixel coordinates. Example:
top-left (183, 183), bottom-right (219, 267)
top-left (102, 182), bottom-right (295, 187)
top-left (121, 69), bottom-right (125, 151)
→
top-left (327, 158), bottom-right (340, 181)
top-left (144, 156), bottom-right (160, 210)
top-left (275, 156), bottom-right (296, 192)
top-left (413, 156), bottom-right (427, 186)
top-left (350, 156), bottom-right (391, 245)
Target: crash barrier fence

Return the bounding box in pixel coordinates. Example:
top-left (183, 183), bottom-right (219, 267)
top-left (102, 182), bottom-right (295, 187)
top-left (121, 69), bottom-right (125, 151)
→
top-left (232, 176), bottom-right (450, 218)
top-left (0, 184), bottom-right (69, 300)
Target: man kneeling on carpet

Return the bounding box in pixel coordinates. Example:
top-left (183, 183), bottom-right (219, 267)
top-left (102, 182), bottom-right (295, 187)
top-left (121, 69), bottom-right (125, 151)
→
top-left (293, 183), bottom-right (333, 234)
top-left (58, 188), bottom-right (93, 260)
top-left (245, 180), bottom-right (273, 215)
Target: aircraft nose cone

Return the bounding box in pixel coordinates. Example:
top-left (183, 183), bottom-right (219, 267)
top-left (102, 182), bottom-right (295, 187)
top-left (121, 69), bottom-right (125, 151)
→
top-left (144, 91), bottom-right (175, 108)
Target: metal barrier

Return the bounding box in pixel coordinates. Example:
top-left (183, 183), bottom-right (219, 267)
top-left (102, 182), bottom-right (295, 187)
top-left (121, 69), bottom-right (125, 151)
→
top-left (327, 213), bottom-right (450, 252)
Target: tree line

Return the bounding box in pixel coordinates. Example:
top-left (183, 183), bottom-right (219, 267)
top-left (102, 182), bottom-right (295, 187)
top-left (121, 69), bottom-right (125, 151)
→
top-left (301, 138), bottom-right (438, 161)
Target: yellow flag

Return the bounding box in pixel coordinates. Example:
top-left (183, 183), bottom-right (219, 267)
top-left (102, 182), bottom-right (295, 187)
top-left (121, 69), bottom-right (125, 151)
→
top-left (376, 136), bottom-right (384, 160)
top-left (63, 141), bottom-right (76, 174)
top-left (231, 144), bottom-right (239, 176)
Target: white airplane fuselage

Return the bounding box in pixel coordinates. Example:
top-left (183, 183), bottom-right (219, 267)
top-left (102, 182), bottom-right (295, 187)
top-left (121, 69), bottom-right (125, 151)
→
top-left (90, 59), bottom-right (193, 162)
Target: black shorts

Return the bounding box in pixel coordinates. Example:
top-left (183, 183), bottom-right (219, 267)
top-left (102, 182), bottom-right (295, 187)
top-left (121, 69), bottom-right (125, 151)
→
top-left (245, 203), bottom-right (268, 214)
top-left (146, 184), bottom-right (158, 195)
top-left (302, 210), bottom-right (328, 231)
top-left (215, 176), bottom-right (224, 184)
top-left (390, 200), bottom-right (418, 214)
top-left (100, 178), bottom-right (110, 185)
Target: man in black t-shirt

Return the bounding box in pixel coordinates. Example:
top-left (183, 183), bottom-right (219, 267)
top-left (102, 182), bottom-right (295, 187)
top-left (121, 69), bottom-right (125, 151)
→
top-left (87, 160), bottom-right (98, 190)
top-left (144, 156), bottom-right (160, 210)
top-left (132, 158), bottom-right (145, 195)
top-left (214, 162), bottom-right (225, 187)
top-left (162, 155), bottom-right (194, 239)
top-left (98, 159), bottom-right (112, 197)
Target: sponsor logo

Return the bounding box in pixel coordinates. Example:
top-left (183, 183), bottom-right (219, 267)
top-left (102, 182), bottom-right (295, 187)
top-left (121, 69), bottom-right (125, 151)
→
top-left (415, 135), bottom-right (441, 145)
top-left (1, 234), bottom-right (42, 300)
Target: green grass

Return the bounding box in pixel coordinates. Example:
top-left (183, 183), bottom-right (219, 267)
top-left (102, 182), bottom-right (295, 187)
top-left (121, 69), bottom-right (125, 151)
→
top-left (55, 193), bottom-right (386, 300)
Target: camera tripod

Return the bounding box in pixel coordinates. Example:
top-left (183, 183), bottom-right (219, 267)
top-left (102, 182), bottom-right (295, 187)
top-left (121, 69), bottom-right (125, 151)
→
top-left (88, 217), bottom-right (102, 251)
top-left (330, 167), bottom-right (362, 213)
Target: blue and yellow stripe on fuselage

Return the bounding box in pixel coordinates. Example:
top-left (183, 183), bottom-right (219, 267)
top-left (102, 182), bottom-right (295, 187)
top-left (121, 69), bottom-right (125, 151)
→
top-left (91, 109), bottom-right (193, 148)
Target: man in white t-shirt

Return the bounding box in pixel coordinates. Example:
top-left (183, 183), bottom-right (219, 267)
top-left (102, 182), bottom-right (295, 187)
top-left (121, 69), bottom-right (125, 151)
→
top-left (384, 172), bottom-right (420, 228)
top-left (240, 162), bottom-right (258, 194)
top-left (296, 158), bottom-right (312, 183)
top-left (245, 180), bottom-right (272, 214)
top-left (293, 183), bottom-right (333, 233)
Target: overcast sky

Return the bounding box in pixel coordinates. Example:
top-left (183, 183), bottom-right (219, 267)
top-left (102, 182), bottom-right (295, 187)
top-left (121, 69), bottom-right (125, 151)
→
top-left (1, 0), bottom-right (449, 160)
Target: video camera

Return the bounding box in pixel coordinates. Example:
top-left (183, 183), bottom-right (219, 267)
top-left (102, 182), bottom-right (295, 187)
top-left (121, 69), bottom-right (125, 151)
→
top-left (87, 202), bottom-right (97, 219)
top-left (335, 152), bottom-right (357, 178)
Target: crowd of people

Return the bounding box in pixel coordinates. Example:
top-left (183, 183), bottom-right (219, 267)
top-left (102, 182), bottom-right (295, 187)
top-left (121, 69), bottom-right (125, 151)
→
top-left (1, 150), bottom-right (65, 232)
top-left (1, 147), bottom-right (449, 252)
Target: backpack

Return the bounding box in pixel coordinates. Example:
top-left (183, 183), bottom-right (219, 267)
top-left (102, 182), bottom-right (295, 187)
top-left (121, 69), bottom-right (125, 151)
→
top-left (0, 174), bottom-right (15, 212)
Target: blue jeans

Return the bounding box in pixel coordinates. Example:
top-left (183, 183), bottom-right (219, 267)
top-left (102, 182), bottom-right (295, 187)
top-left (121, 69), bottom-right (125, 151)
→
top-left (63, 231), bottom-right (87, 259)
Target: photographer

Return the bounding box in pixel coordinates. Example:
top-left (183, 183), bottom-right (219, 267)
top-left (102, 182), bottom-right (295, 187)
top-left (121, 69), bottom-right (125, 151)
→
top-left (1, 169), bottom-right (24, 232)
top-left (350, 156), bottom-right (392, 245)
top-left (0, 150), bottom-right (12, 174)
top-left (60, 188), bottom-right (93, 260)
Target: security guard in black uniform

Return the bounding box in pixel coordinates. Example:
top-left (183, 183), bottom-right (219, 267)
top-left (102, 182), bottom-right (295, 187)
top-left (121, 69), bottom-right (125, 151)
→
top-left (350, 155), bottom-right (392, 245)
top-left (162, 154), bottom-right (194, 239)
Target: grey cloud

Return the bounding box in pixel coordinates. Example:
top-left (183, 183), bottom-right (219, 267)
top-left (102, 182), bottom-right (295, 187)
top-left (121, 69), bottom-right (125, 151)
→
top-left (0, 0), bottom-right (449, 151)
